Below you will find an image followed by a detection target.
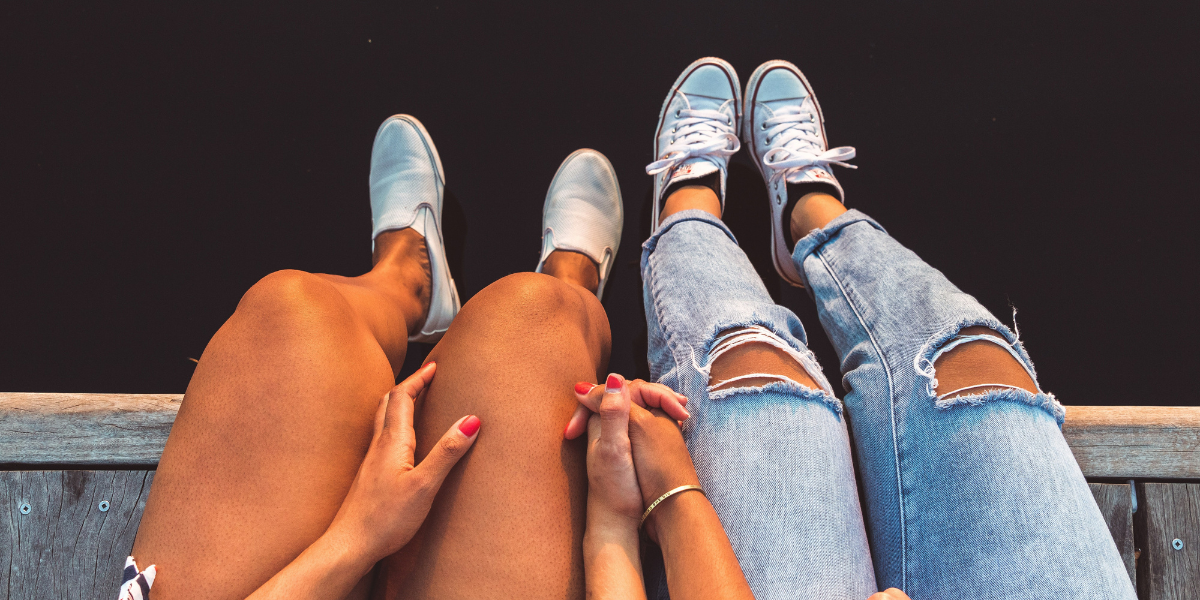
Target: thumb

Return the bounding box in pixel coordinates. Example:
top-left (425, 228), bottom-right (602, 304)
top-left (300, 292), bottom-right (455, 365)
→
top-left (599, 374), bottom-right (632, 445)
top-left (414, 414), bottom-right (481, 488)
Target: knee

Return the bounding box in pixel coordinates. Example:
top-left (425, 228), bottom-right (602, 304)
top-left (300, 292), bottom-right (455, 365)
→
top-left (707, 326), bottom-right (829, 395)
top-left (235, 270), bottom-right (350, 328)
top-left (474, 272), bottom-right (600, 327)
top-left (924, 326), bottom-right (1039, 399)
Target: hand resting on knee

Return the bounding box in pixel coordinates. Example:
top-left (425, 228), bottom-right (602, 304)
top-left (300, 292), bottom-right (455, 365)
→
top-left (218, 362), bottom-right (479, 600)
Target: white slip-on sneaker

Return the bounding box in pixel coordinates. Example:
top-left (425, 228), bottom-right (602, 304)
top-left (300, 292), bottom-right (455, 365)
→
top-left (742, 60), bottom-right (857, 287)
top-left (534, 149), bottom-right (623, 298)
top-left (645, 57), bottom-right (741, 231)
top-left (370, 114), bottom-right (461, 343)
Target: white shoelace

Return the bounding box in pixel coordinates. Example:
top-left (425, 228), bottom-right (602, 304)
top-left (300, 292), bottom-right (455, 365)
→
top-left (761, 104), bottom-right (856, 187)
top-left (645, 106), bottom-right (740, 176)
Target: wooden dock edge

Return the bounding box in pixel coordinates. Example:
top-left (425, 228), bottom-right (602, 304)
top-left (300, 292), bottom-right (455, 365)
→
top-left (1, 394), bottom-right (1197, 598)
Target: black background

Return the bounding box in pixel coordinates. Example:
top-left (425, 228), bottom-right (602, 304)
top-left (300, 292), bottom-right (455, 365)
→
top-left (3, 1), bottom-right (1197, 406)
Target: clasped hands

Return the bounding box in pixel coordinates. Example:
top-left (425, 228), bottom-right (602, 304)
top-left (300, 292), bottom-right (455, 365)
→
top-left (563, 373), bottom-right (699, 544)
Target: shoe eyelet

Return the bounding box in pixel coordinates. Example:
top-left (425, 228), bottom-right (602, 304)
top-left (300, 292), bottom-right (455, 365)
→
top-left (765, 137), bottom-right (771, 143)
top-left (675, 110), bottom-right (681, 117)
top-left (671, 127), bottom-right (676, 133)
top-left (727, 118), bottom-right (732, 125)
top-left (761, 123), bottom-right (767, 130)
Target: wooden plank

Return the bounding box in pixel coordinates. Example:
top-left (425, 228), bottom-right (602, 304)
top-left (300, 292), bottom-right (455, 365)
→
top-left (1089, 482), bottom-right (1136, 589)
top-left (1, 470), bottom-right (154, 600)
top-left (0, 393), bottom-right (181, 466)
top-left (1, 395), bottom-right (1198, 478)
top-left (1137, 483), bottom-right (1199, 600)
top-left (1063, 406), bottom-right (1200, 479)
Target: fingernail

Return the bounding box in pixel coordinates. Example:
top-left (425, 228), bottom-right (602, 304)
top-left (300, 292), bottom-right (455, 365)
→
top-left (605, 374), bottom-right (622, 394)
top-left (458, 415), bottom-right (481, 437)
top-left (424, 361), bottom-right (436, 369)
top-left (575, 382), bottom-right (596, 395)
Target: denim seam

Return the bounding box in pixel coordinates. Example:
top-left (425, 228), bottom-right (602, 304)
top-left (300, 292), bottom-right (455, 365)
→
top-left (815, 248), bottom-right (907, 590)
top-left (645, 242), bottom-right (692, 401)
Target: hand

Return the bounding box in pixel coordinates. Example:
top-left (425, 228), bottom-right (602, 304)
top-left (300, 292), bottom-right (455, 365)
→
top-left (869, 589), bottom-right (912, 600)
top-left (326, 362), bottom-right (480, 563)
top-left (581, 374), bottom-right (645, 532)
top-left (564, 376), bottom-right (689, 440)
top-left (625, 404), bottom-right (702, 543)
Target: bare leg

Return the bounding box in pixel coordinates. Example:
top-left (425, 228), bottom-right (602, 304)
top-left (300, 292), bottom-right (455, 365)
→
top-left (374, 267), bottom-right (610, 599)
top-left (134, 222), bottom-right (607, 600)
top-left (132, 229), bottom-right (430, 599)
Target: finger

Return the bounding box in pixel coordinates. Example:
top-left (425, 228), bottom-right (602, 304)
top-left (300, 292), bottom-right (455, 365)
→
top-left (573, 380), bottom-right (604, 413)
top-left (372, 391), bottom-right (390, 440)
top-left (628, 380), bottom-right (690, 421)
top-left (564, 402), bottom-right (591, 440)
top-left (599, 374), bottom-right (632, 447)
top-left (414, 414), bottom-right (481, 491)
top-left (397, 361), bottom-right (437, 399)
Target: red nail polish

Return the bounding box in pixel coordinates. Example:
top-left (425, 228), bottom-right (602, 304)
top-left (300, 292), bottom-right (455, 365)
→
top-left (605, 374), bottom-right (622, 393)
top-left (575, 382), bottom-right (596, 395)
top-left (458, 415), bottom-right (481, 437)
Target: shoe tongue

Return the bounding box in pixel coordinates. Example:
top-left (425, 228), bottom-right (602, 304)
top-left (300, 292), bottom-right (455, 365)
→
top-left (667, 160), bottom-right (719, 186)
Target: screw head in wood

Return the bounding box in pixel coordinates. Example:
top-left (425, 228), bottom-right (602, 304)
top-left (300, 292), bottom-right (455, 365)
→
top-left (19, 503), bottom-right (31, 515)
top-left (1173, 538), bottom-right (1184, 550)
top-left (98, 500), bottom-right (110, 512)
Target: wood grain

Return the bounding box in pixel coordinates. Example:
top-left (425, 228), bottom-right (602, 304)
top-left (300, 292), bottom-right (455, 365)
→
top-left (1137, 483), bottom-right (1199, 600)
top-left (1089, 482), bottom-right (1136, 589)
top-left (1063, 405), bottom-right (1200, 479)
top-left (2, 395), bottom-right (1199, 476)
top-left (0, 393), bottom-right (181, 466)
top-left (0, 470), bottom-right (153, 600)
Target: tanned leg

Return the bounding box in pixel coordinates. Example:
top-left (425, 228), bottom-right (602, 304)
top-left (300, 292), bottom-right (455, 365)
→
top-left (131, 228), bottom-right (429, 600)
top-left (375, 259), bottom-right (610, 599)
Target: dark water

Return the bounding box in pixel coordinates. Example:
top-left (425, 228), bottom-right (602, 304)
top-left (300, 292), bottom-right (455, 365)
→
top-left (3, 1), bottom-right (1197, 406)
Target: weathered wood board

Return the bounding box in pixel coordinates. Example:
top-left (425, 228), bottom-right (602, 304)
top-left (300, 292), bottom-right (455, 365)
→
top-left (1, 471), bottom-right (153, 600)
top-left (1137, 483), bottom-right (1199, 600)
top-left (1089, 482), bottom-right (1136, 589)
top-left (0, 393), bottom-right (181, 466)
top-left (4, 394), bottom-right (1199, 479)
top-left (1063, 406), bottom-right (1200, 479)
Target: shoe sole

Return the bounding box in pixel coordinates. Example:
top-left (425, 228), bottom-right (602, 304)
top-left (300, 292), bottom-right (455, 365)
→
top-left (651, 57), bottom-right (742, 230)
top-left (742, 60), bottom-right (825, 288)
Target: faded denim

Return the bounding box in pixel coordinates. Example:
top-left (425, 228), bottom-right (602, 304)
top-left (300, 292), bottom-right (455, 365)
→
top-left (641, 208), bottom-right (1135, 599)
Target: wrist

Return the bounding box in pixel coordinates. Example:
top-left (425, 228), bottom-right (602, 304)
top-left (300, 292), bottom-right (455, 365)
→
top-left (645, 486), bottom-right (708, 543)
top-left (319, 520), bottom-right (382, 574)
top-left (584, 507), bottom-right (640, 551)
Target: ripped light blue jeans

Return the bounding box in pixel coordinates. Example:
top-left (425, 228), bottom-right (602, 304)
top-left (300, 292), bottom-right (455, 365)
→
top-left (641, 209), bottom-right (1136, 599)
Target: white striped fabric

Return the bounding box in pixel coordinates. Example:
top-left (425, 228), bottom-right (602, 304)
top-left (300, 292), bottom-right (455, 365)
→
top-left (116, 556), bottom-right (156, 600)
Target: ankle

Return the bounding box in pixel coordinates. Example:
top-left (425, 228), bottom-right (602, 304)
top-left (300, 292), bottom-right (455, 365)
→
top-left (541, 250), bottom-right (599, 294)
top-left (661, 184), bottom-right (721, 221)
top-left (787, 189), bottom-right (847, 248)
top-left (372, 228), bottom-right (432, 328)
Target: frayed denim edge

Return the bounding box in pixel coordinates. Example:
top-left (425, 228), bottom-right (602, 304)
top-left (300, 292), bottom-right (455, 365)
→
top-left (693, 317), bottom-right (834, 396)
top-left (916, 316), bottom-right (1039, 384)
top-left (934, 388), bottom-right (1065, 426)
top-left (708, 379), bottom-right (844, 417)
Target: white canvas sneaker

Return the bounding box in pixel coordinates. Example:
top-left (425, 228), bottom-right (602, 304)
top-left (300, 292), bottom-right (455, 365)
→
top-left (742, 60), bottom-right (857, 287)
top-left (646, 57), bottom-right (741, 230)
top-left (370, 114), bottom-right (461, 342)
top-left (535, 149), bottom-right (623, 298)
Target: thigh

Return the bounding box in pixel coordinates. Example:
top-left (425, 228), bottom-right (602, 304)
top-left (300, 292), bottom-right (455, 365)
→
top-left (374, 273), bottom-right (610, 600)
top-left (132, 271), bottom-right (397, 599)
